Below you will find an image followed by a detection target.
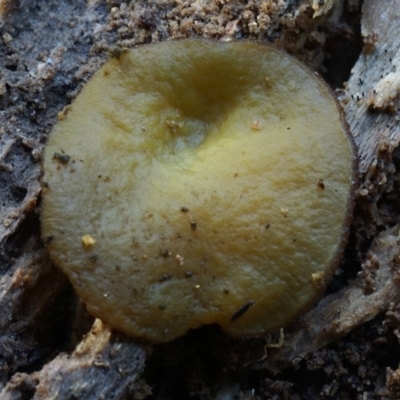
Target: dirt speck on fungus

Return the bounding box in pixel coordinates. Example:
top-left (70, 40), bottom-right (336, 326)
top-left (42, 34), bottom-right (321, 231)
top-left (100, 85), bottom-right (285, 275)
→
top-left (52, 152), bottom-right (70, 165)
top-left (230, 301), bottom-right (255, 322)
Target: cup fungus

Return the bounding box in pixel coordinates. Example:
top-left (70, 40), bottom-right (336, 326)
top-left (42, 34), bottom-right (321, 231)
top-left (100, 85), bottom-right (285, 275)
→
top-left (41, 39), bottom-right (357, 343)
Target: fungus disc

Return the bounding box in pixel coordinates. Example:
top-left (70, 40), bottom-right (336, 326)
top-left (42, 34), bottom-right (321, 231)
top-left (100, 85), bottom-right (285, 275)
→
top-left (41, 40), bottom-right (357, 343)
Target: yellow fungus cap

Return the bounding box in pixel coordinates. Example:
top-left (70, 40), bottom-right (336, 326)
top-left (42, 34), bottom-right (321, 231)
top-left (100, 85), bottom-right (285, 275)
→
top-left (41, 39), bottom-right (357, 343)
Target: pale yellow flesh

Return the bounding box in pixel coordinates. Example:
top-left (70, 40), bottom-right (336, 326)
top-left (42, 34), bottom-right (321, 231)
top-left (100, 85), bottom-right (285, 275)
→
top-left (41, 40), bottom-right (355, 343)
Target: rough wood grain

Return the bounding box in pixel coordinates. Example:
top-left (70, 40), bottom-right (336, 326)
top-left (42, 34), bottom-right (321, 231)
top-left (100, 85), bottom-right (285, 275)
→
top-left (33, 320), bottom-right (147, 400)
top-left (343, 0), bottom-right (400, 174)
top-left (1, 320), bottom-right (148, 400)
top-left (0, 250), bottom-right (68, 381)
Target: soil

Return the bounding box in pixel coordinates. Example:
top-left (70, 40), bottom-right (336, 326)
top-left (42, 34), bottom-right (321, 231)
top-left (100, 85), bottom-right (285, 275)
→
top-left (2, 0), bottom-right (400, 399)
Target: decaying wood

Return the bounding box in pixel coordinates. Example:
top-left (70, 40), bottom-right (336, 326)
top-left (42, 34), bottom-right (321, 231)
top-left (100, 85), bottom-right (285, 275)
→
top-left (0, 1), bottom-right (113, 392)
top-left (0, 250), bottom-right (68, 379)
top-left (343, 0), bottom-right (400, 174)
top-left (1, 320), bottom-right (148, 399)
top-left (265, 225), bottom-right (400, 370)
top-left (2, 0), bottom-right (400, 398)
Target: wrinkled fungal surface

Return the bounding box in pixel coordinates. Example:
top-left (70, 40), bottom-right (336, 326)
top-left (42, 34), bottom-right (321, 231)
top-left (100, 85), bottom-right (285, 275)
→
top-left (41, 39), bottom-right (357, 343)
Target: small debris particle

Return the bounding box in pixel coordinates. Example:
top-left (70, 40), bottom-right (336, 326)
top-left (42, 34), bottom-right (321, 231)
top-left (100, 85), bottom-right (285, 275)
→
top-left (166, 119), bottom-right (183, 132)
top-left (53, 152), bottom-right (70, 164)
top-left (362, 32), bottom-right (378, 54)
top-left (360, 252), bottom-right (379, 294)
top-left (264, 77), bottom-right (271, 87)
top-left (234, 173), bottom-right (238, 177)
top-left (194, 284), bottom-right (200, 290)
top-left (91, 255), bottom-right (99, 262)
top-left (159, 274), bottom-right (172, 283)
top-left (176, 254), bottom-right (184, 266)
top-left (181, 206), bottom-right (189, 212)
top-left (223, 288), bottom-right (230, 294)
top-left (2, 32), bottom-right (12, 43)
top-left (311, 0), bottom-right (334, 17)
top-left (158, 305), bottom-right (165, 310)
top-left (251, 120), bottom-right (262, 130)
top-left (368, 71), bottom-right (400, 112)
top-left (163, 329), bottom-right (170, 336)
top-left (311, 271), bottom-right (325, 289)
top-left (185, 271), bottom-right (193, 278)
top-left (265, 223), bottom-right (270, 229)
top-left (57, 105), bottom-right (71, 121)
top-left (160, 249), bottom-right (171, 257)
top-left (82, 234), bottom-right (96, 247)
top-left (280, 207), bottom-right (289, 217)
top-left (260, 328), bottom-right (285, 360)
top-left (231, 301), bottom-right (254, 322)
top-left (94, 355), bottom-right (108, 368)
top-left (317, 179), bottom-right (325, 189)
top-left (190, 219), bottom-right (197, 231)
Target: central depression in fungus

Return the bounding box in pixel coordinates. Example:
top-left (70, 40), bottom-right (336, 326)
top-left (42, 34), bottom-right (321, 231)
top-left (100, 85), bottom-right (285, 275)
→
top-left (41, 39), bottom-right (357, 343)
